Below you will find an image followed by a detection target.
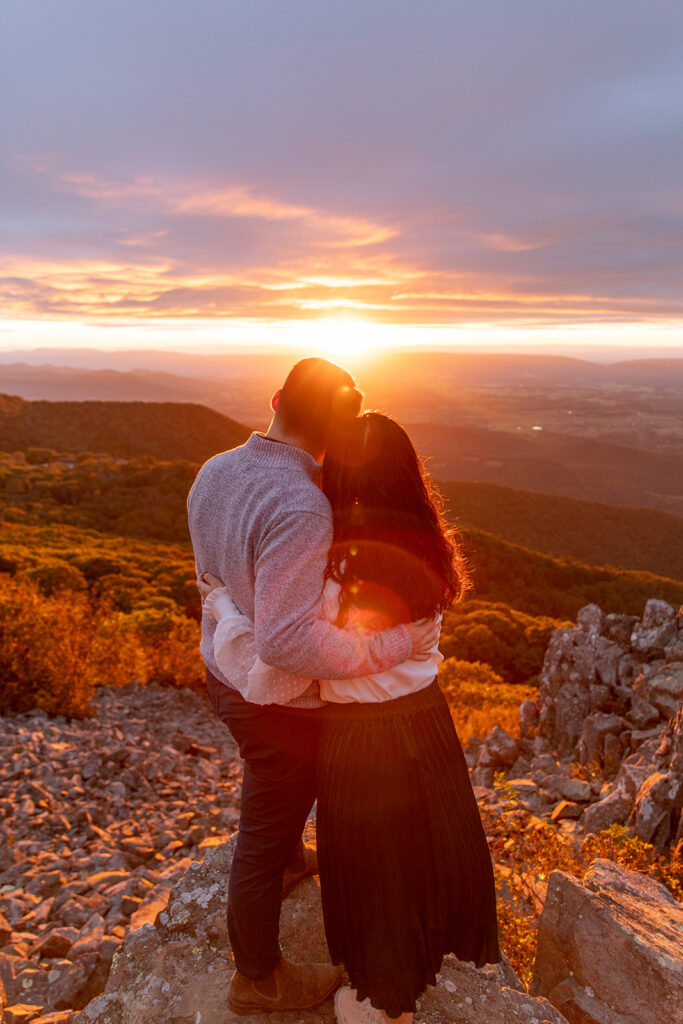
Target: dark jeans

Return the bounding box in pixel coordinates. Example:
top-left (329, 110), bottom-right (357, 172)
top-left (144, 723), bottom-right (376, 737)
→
top-left (206, 670), bottom-right (323, 979)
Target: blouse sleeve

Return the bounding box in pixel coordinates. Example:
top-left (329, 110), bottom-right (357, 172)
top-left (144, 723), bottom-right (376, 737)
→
top-left (203, 589), bottom-right (314, 705)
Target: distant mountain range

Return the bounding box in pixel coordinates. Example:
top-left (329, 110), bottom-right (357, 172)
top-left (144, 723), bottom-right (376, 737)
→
top-left (1, 393), bottom-right (682, 582)
top-left (2, 347), bottom-right (683, 389)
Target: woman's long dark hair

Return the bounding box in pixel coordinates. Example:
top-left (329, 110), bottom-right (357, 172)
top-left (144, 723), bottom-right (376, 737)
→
top-left (322, 411), bottom-right (470, 626)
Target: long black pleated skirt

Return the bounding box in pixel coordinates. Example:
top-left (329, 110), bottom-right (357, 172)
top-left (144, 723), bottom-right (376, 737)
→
top-left (316, 679), bottom-right (500, 1018)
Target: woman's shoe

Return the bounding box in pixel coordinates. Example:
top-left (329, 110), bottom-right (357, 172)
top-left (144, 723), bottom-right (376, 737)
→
top-left (334, 986), bottom-right (383, 1024)
top-left (334, 987), bottom-right (414, 1024)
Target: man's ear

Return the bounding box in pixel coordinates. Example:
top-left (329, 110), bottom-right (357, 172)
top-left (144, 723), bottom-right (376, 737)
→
top-left (270, 388), bottom-right (282, 413)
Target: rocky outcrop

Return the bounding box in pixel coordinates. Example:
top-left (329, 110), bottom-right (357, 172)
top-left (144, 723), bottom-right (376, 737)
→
top-left (532, 858), bottom-right (683, 1024)
top-left (79, 830), bottom-right (569, 1024)
top-left (536, 599), bottom-right (681, 757)
top-left (498, 598), bottom-right (683, 845)
top-left (0, 683), bottom-right (241, 1022)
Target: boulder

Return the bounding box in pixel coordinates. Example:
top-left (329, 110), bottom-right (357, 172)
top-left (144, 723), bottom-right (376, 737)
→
top-left (604, 614), bottom-right (639, 646)
top-left (537, 628), bottom-right (630, 755)
top-left (576, 604), bottom-right (605, 637)
top-left (550, 801), bottom-right (582, 823)
top-left (593, 640), bottom-right (624, 689)
top-left (577, 714), bottom-right (623, 766)
top-left (477, 727), bottom-right (519, 768)
top-left (626, 694), bottom-right (660, 730)
top-left (641, 599), bottom-right (676, 630)
top-left (644, 662), bottom-right (683, 718)
top-left (631, 770), bottom-right (683, 848)
top-left (532, 859), bottom-right (683, 1024)
top-left (49, 954), bottom-right (110, 1012)
top-left (519, 699), bottom-right (539, 737)
top-left (581, 788), bottom-right (633, 834)
top-left (631, 600), bottom-right (678, 656)
top-left (79, 833), bottom-right (569, 1024)
top-left (558, 778), bottom-right (592, 803)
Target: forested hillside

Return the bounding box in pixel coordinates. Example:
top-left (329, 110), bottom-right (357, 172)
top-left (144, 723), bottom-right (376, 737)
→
top-left (443, 480), bottom-right (683, 580)
top-left (0, 394), bottom-right (250, 462)
top-left (2, 395), bottom-right (682, 721)
top-left (4, 393), bottom-right (683, 516)
top-left (2, 440), bottom-right (682, 582)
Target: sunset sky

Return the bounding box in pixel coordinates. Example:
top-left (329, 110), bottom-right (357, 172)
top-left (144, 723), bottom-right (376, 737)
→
top-left (2, 0), bottom-right (682, 357)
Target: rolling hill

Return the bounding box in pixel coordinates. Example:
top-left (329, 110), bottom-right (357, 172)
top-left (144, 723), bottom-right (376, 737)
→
top-left (442, 480), bottom-right (683, 581)
top-left (3, 392), bottom-right (683, 515)
top-left (410, 421), bottom-right (683, 515)
top-left (1, 393), bottom-right (682, 584)
top-left (0, 394), bottom-right (250, 462)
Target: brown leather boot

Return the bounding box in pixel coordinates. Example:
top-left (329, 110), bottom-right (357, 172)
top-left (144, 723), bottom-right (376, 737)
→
top-left (282, 841), bottom-right (319, 898)
top-left (228, 956), bottom-right (342, 1014)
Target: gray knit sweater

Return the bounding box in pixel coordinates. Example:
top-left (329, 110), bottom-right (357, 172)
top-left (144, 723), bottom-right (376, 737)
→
top-left (187, 433), bottom-right (411, 704)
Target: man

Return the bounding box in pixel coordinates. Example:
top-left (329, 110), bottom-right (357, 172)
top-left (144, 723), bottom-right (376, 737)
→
top-left (188, 358), bottom-right (438, 1014)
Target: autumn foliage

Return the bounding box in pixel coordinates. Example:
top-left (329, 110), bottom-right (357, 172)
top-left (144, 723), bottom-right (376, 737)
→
top-left (0, 576), bottom-right (203, 718)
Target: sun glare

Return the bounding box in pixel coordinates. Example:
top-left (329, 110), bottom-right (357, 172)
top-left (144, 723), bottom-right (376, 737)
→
top-left (308, 318), bottom-right (395, 359)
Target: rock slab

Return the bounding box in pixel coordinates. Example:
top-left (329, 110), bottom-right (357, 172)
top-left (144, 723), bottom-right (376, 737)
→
top-left (532, 858), bottom-right (683, 1024)
top-left (78, 832), bottom-right (568, 1024)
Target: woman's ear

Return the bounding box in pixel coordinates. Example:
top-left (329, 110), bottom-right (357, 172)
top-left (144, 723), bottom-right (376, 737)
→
top-left (271, 388), bottom-right (282, 413)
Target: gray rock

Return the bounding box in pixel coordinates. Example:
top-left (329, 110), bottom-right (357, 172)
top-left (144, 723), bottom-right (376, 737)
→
top-left (582, 788), bottom-right (633, 834)
top-left (79, 834), bottom-right (569, 1024)
top-left (550, 801), bottom-right (583, 822)
top-left (617, 652), bottom-right (641, 687)
top-left (469, 766), bottom-right (495, 788)
top-left (594, 639), bottom-right (624, 689)
top-left (479, 726), bottom-right (519, 768)
top-left (626, 694), bottom-right (660, 730)
top-left (665, 633), bottom-right (683, 662)
top-left (506, 778), bottom-right (539, 799)
top-left (631, 619), bottom-right (678, 657)
top-left (578, 713), bottom-right (623, 766)
top-left (558, 778), bottom-right (592, 803)
top-left (644, 662), bottom-right (683, 718)
top-left (532, 859), bottom-right (683, 1024)
top-left (577, 604), bottom-right (605, 637)
top-left (519, 699), bottom-right (539, 737)
top-left (508, 755), bottom-right (531, 779)
top-left (642, 598), bottom-right (676, 630)
top-left (603, 732), bottom-right (623, 774)
top-left (632, 770), bottom-right (683, 848)
top-left (50, 953), bottom-right (110, 1011)
top-left (630, 725), bottom-right (664, 750)
top-left (69, 914), bottom-right (105, 959)
top-left (604, 613), bottom-right (639, 646)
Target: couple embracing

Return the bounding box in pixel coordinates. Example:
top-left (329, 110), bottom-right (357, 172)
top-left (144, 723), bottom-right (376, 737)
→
top-left (187, 358), bottom-right (499, 1024)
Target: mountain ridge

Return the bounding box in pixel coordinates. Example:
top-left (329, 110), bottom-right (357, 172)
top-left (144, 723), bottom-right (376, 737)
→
top-left (1, 393), bottom-right (682, 582)
top-left (3, 393), bottom-right (682, 516)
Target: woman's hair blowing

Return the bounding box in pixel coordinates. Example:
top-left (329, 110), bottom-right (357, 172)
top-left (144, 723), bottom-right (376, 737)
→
top-left (322, 412), bottom-right (470, 625)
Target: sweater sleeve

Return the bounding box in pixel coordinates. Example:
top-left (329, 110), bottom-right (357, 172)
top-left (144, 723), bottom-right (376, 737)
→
top-left (252, 509), bottom-right (411, 679)
top-left (204, 589), bottom-right (315, 705)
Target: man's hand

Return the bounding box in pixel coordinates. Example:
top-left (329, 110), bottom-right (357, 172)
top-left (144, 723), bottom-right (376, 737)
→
top-left (406, 617), bottom-right (441, 661)
top-left (197, 571), bottom-right (224, 603)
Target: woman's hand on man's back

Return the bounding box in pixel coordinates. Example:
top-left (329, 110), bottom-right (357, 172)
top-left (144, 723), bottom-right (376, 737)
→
top-left (197, 571), bottom-right (224, 603)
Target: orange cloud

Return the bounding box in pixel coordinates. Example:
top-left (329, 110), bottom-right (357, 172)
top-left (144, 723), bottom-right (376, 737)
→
top-left (2, 167), bottom-right (682, 329)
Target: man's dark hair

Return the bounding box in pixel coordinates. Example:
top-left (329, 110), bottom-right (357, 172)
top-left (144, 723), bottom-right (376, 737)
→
top-left (276, 358), bottom-right (362, 444)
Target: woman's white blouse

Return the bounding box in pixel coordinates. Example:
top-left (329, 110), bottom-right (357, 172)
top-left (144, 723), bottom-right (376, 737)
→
top-left (203, 580), bottom-right (442, 706)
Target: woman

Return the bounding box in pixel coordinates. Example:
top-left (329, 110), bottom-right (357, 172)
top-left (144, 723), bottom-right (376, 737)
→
top-left (199, 412), bottom-right (500, 1024)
